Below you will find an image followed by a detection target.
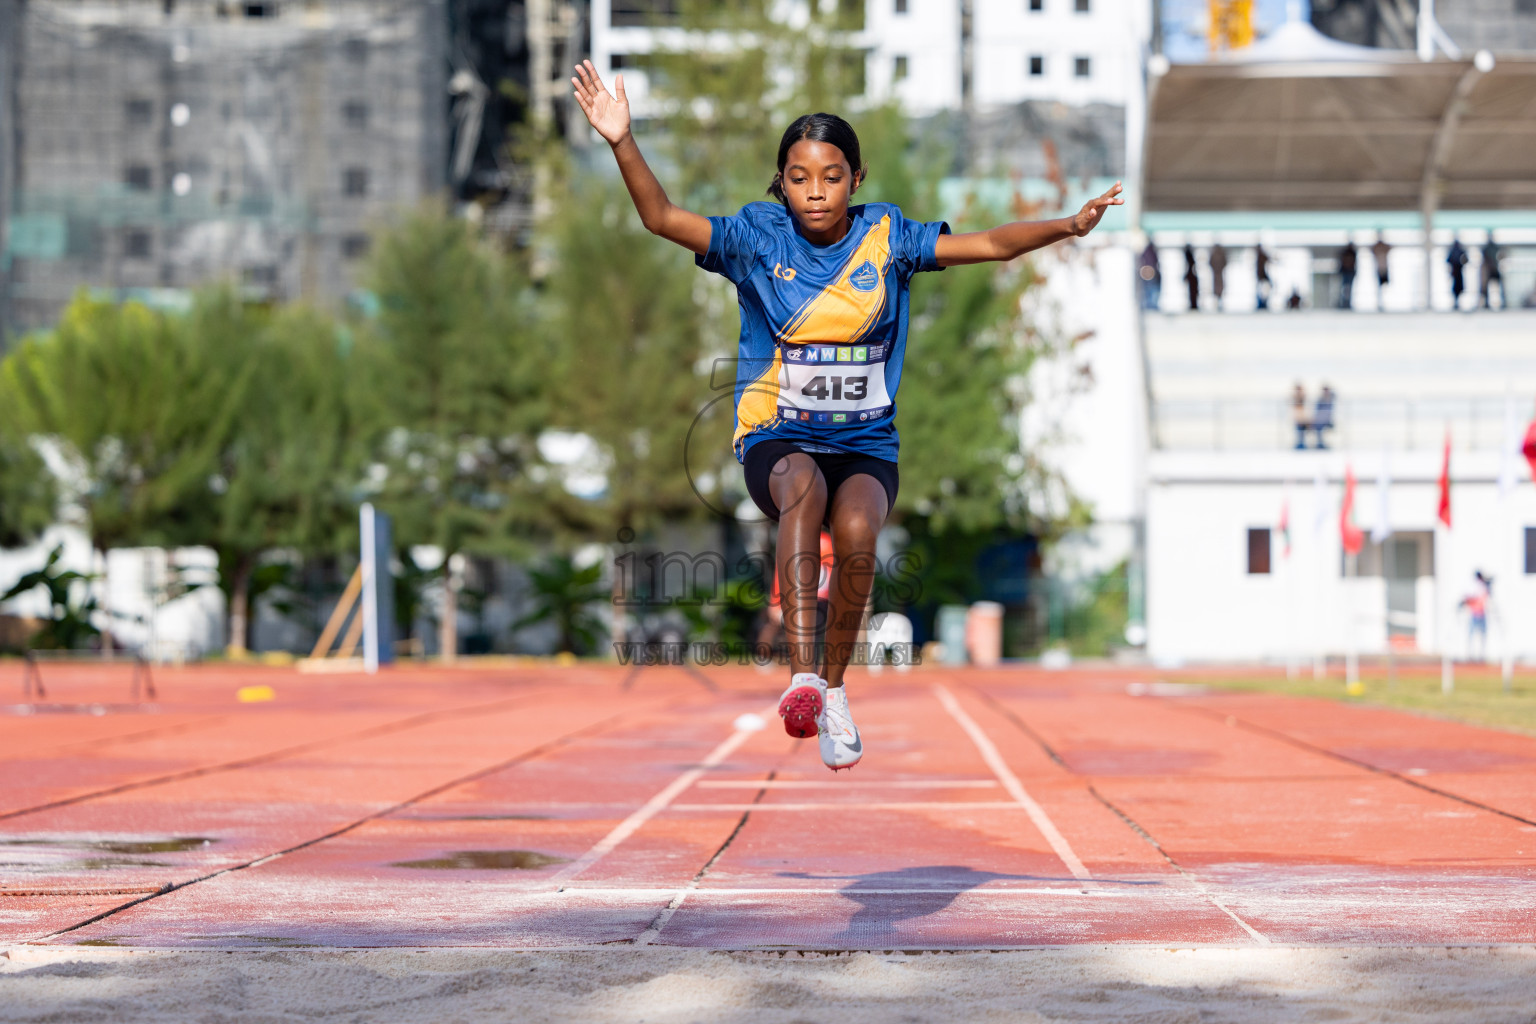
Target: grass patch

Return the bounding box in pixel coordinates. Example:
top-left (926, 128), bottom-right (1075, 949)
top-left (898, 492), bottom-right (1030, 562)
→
top-left (1193, 667), bottom-right (1536, 738)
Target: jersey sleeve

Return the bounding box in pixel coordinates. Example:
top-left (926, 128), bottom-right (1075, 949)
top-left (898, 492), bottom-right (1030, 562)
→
top-left (893, 213), bottom-right (951, 279)
top-left (695, 208), bottom-right (764, 283)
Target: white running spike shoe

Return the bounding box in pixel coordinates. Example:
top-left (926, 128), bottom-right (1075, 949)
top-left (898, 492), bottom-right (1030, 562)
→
top-left (777, 672), bottom-right (826, 738)
top-left (818, 686), bottom-right (862, 771)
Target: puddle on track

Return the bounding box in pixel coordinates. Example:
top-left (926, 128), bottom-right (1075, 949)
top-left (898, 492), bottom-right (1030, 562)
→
top-left (390, 850), bottom-right (570, 870)
top-left (0, 837), bottom-right (216, 855)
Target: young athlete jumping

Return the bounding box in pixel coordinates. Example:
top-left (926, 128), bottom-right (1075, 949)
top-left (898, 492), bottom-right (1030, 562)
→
top-left (572, 61), bottom-right (1121, 771)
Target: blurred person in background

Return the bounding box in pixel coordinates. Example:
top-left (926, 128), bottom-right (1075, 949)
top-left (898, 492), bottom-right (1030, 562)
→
top-left (1292, 383), bottom-right (1311, 450)
top-left (1209, 243), bottom-right (1228, 311)
top-left (1286, 288), bottom-right (1303, 311)
top-left (1138, 239), bottom-right (1162, 311)
top-left (1372, 232), bottom-right (1391, 311)
top-left (1255, 244), bottom-right (1273, 309)
top-left (1183, 243), bottom-right (1200, 311)
top-left (1447, 237), bottom-right (1469, 310)
top-left (1338, 241), bottom-right (1357, 310)
top-left (1460, 570), bottom-right (1492, 663)
top-left (1480, 236), bottom-right (1504, 311)
top-left (1311, 385), bottom-right (1336, 449)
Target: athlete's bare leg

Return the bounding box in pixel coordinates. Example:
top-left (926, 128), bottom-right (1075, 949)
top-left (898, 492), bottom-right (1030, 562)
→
top-left (767, 452), bottom-right (828, 677)
top-left (823, 474), bottom-right (888, 689)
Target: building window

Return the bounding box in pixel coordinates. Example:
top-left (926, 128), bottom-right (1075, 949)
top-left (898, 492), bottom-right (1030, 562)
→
top-left (1526, 528), bottom-right (1536, 574)
top-left (893, 55), bottom-right (909, 82)
top-left (1029, 0), bottom-right (1043, 10)
top-left (1074, 56), bottom-right (1091, 77)
top-left (244, 2), bottom-right (277, 17)
top-left (1075, 0), bottom-right (1089, 10)
top-left (1247, 528), bottom-right (1272, 575)
top-left (244, 265), bottom-right (279, 286)
top-left (1029, 55), bottom-right (1044, 76)
top-left (343, 168), bottom-right (368, 197)
top-left (342, 234), bottom-right (371, 259)
top-left (126, 99), bottom-right (154, 126)
top-left (894, 0), bottom-right (908, 11)
top-left (125, 230), bottom-right (152, 259)
top-left (343, 101), bottom-right (368, 129)
top-left (343, 37), bottom-right (368, 62)
top-left (125, 164), bottom-right (153, 191)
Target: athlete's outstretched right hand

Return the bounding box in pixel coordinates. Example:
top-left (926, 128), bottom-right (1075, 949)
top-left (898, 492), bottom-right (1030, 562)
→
top-left (572, 60), bottom-right (630, 146)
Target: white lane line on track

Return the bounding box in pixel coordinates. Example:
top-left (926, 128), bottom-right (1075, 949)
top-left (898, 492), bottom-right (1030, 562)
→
top-left (695, 779), bottom-right (999, 789)
top-left (562, 887), bottom-right (1121, 898)
top-left (669, 801), bottom-right (1030, 812)
top-left (934, 685), bottom-right (1092, 882)
top-left (547, 704), bottom-right (776, 887)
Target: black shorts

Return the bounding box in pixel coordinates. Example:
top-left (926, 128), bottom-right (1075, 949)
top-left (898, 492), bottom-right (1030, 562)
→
top-left (743, 440), bottom-right (899, 525)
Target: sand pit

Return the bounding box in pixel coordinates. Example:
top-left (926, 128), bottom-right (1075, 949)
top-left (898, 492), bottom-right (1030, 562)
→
top-left (4, 946), bottom-right (1536, 1023)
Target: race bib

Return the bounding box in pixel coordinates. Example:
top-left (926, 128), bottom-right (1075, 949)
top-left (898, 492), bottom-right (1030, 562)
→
top-left (776, 341), bottom-right (893, 426)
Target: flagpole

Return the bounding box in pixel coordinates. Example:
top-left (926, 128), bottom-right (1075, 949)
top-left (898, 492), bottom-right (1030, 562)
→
top-left (1439, 429), bottom-right (1454, 695)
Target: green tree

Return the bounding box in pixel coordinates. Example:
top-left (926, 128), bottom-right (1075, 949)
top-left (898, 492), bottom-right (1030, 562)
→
top-left (182, 293), bottom-right (359, 653)
top-left (352, 207), bottom-right (553, 655)
top-left (0, 544), bottom-right (99, 650)
top-left (0, 434), bottom-right (55, 549)
top-left (0, 295), bottom-right (243, 646)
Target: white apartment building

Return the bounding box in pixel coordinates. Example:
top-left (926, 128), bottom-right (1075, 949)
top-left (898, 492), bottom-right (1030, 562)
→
top-left (585, 0), bottom-right (1145, 115)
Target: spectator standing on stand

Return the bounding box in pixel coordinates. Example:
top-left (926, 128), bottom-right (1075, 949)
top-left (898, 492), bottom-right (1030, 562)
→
top-left (1312, 385), bottom-right (1336, 449)
top-left (1372, 232), bottom-right (1391, 310)
top-left (1338, 241), bottom-right (1357, 310)
top-left (1447, 237), bottom-right (1469, 310)
top-left (1292, 383), bottom-right (1310, 450)
top-left (1209, 243), bottom-right (1228, 311)
top-left (1481, 236), bottom-right (1504, 310)
top-left (1255, 244), bottom-right (1272, 309)
top-left (1138, 240), bottom-right (1162, 311)
top-left (1183, 243), bottom-right (1200, 311)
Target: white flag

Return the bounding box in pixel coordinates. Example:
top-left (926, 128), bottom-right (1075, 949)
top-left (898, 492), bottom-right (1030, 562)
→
top-left (1371, 450), bottom-right (1391, 544)
top-left (1498, 396), bottom-right (1520, 501)
top-left (1311, 468), bottom-right (1328, 536)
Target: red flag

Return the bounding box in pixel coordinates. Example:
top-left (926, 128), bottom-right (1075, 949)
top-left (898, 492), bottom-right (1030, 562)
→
top-left (1437, 433), bottom-right (1452, 528)
top-left (1341, 466), bottom-right (1365, 556)
top-left (1523, 417), bottom-right (1536, 483)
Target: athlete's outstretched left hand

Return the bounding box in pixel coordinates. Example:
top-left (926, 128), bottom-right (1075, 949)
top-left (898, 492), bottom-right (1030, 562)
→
top-left (1072, 181), bottom-right (1123, 237)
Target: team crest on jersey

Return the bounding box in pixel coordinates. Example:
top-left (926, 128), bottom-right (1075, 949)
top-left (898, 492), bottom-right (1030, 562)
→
top-left (849, 260), bottom-right (879, 292)
top-left (773, 263), bottom-right (797, 281)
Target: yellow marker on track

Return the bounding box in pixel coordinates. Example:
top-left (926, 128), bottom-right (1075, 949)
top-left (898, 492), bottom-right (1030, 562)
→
top-left (237, 685), bottom-right (276, 703)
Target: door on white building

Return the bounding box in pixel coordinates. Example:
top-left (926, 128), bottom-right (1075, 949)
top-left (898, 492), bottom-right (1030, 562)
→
top-left (1367, 532), bottom-right (1433, 650)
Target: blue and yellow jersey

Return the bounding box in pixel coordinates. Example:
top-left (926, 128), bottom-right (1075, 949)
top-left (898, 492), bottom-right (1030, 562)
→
top-left (696, 201), bottom-right (949, 463)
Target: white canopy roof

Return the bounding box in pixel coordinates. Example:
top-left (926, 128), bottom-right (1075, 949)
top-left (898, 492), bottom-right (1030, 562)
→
top-left (1144, 35), bottom-right (1536, 213)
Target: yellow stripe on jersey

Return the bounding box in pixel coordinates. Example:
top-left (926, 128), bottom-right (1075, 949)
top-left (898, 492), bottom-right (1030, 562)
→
top-left (777, 215), bottom-right (892, 348)
top-left (733, 347), bottom-right (784, 450)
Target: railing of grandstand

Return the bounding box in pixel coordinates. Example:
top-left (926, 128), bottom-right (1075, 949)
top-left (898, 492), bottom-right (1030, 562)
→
top-left (1153, 396), bottom-right (1531, 451)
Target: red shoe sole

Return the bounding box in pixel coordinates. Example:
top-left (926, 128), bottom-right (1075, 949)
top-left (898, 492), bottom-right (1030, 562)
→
top-left (778, 685), bottom-right (823, 738)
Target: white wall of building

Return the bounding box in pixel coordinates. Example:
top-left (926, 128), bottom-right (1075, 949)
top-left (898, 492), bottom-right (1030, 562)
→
top-left (1148, 450), bottom-right (1536, 664)
top-left (0, 526), bottom-right (224, 660)
top-left (973, 0), bottom-right (1147, 108)
top-left (865, 0), bottom-right (962, 113)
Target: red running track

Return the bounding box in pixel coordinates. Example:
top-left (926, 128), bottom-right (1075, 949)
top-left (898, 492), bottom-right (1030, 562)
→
top-left (2, 662), bottom-right (1534, 950)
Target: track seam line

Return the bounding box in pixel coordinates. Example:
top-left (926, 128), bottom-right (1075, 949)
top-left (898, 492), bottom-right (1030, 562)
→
top-left (0, 688), bottom-right (563, 822)
top-left (548, 703), bottom-right (777, 887)
top-left (26, 705), bottom-right (656, 944)
top-left (966, 683), bottom-right (1270, 945)
top-left (1084, 784), bottom-right (1270, 945)
top-left (2, 715), bottom-right (229, 760)
top-left (1168, 700), bottom-right (1536, 829)
top-left (933, 685), bottom-right (1091, 882)
top-left (633, 768), bottom-right (779, 946)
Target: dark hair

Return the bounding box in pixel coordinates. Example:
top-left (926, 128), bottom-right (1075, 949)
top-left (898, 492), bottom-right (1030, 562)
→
top-left (766, 113), bottom-right (865, 204)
